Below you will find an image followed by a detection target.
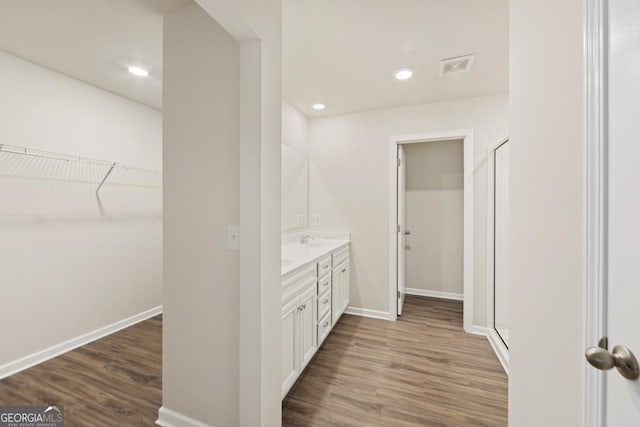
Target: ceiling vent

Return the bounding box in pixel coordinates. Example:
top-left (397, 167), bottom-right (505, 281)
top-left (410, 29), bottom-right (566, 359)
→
top-left (439, 54), bottom-right (475, 76)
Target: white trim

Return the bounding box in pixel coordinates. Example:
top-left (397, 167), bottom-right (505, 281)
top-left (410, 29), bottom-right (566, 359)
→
top-left (389, 130), bottom-right (474, 332)
top-left (0, 306), bottom-right (162, 380)
top-left (405, 288), bottom-right (463, 301)
top-left (487, 328), bottom-right (510, 375)
top-left (584, 0), bottom-right (607, 425)
top-left (485, 138), bottom-right (510, 374)
top-left (343, 306), bottom-right (392, 321)
top-left (466, 325), bottom-right (490, 336)
top-left (463, 326), bottom-right (509, 375)
top-left (156, 406), bottom-right (213, 427)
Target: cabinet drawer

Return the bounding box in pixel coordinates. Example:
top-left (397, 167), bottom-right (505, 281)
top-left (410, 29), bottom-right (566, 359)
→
top-left (318, 312), bottom-right (332, 345)
top-left (317, 256), bottom-right (332, 278)
top-left (317, 290), bottom-right (331, 321)
top-left (282, 264), bottom-right (317, 305)
top-left (317, 274), bottom-right (331, 295)
top-left (332, 246), bottom-right (349, 266)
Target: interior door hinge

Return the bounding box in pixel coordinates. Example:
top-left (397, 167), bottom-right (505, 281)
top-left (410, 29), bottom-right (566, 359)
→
top-left (397, 158), bottom-right (401, 167)
top-left (397, 224), bottom-right (401, 233)
top-left (397, 291), bottom-right (401, 299)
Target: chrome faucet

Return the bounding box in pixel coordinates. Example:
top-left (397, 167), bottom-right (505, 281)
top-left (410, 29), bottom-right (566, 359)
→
top-left (299, 235), bottom-right (312, 244)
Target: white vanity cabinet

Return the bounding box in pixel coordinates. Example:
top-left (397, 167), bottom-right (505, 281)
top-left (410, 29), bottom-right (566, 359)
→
top-left (281, 265), bottom-right (318, 398)
top-left (281, 242), bottom-right (350, 398)
top-left (331, 247), bottom-right (350, 325)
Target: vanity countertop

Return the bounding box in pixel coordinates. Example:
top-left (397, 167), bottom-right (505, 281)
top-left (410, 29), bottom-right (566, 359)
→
top-left (282, 237), bottom-right (350, 277)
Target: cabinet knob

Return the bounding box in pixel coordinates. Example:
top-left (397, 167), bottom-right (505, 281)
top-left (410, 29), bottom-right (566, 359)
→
top-left (323, 322), bottom-right (329, 328)
top-left (341, 268), bottom-right (346, 273)
top-left (323, 299), bottom-right (329, 304)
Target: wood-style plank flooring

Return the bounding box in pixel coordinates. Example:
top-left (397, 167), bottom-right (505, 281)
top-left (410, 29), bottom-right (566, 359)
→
top-left (282, 296), bottom-right (508, 426)
top-left (0, 297), bottom-right (507, 426)
top-left (0, 315), bottom-right (162, 426)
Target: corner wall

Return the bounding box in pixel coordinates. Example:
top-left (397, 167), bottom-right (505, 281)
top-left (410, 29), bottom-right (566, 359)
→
top-left (308, 94), bottom-right (508, 325)
top-left (508, 0), bottom-right (584, 424)
top-left (162, 4), bottom-right (240, 426)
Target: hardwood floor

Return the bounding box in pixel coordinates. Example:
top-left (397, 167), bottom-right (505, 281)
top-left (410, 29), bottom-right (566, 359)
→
top-left (0, 297), bottom-right (506, 427)
top-left (0, 315), bottom-right (162, 426)
top-left (282, 296), bottom-right (508, 426)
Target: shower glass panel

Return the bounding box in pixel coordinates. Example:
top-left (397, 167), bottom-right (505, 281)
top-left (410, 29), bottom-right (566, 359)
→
top-left (493, 140), bottom-right (509, 348)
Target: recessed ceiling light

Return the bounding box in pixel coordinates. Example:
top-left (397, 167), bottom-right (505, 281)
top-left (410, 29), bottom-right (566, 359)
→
top-left (128, 66), bottom-right (149, 77)
top-left (312, 103), bottom-right (326, 111)
top-left (393, 67), bottom-right (414, 81)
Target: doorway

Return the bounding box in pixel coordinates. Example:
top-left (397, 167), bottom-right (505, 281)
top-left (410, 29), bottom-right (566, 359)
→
top-left (389, 130), bottom-right (474, 331)
top-left (397, 139), bottom-right (465, 318)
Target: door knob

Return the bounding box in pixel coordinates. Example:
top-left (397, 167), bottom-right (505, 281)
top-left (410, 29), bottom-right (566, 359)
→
top-left (585, 345), bottom-right (640, 380)
top-left (403, 230), bottom-right (411, 235)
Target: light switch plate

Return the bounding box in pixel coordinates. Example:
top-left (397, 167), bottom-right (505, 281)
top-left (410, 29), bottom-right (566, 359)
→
top-left (227, 225), bottom-right (240, 250)
top-left (312, 215), bottom-right (321, 226)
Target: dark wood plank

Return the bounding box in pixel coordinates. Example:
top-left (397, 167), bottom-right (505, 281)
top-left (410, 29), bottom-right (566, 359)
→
top-left (282, 296), bottom-right (508, 426)
top-left (0, 296), bottom-right (507, 427)
top-left (0, 315), bottom-right (162, 427)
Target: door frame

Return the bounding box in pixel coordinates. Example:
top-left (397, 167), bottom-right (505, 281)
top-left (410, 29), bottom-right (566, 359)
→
top-left (485, 138), bottom-right (510, 373)
top-left (584, 0), bottom-right (607, 424)
top-left (388, 130), bottom-right (474, 333)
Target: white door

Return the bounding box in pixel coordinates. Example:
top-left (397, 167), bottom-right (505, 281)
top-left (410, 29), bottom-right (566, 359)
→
top-left (281, 298), bottom-right (300, 397)
top-left (604, 0), bottom-right (640, 423)
top-left (299, 286), bottom-right (317, 369)
top-left (341, 261), bottom-right (350, 314)
top-left (397, 145), bottom-right (407, 315)
top-left (332, 262), bottom-right (347, 324)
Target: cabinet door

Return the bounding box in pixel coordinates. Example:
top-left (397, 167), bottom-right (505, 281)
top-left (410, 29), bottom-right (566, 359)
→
top-left (331, 267), bottom-right (341, 326)
top-left (340, 261), bottom-right (350, 314)
top-left (299, 285), bottom-right (318, 369)
top-left (281, 298), bottom-right (299, 397)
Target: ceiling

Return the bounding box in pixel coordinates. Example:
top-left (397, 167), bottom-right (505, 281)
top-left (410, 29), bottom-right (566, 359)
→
top-left (283, 0), bottom-right (509, 117)
top-left (0, 0), bottom-right (192, 111)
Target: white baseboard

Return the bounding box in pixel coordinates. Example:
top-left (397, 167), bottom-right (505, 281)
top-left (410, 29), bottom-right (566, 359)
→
top-left (486, 328), bottom-right (509, 375)
top-left (156, 406), bottom-right (212, 427)
top-left (463, 325), bottom-right (509, 375)
top-left (0, 305), bottom-right (162, 380)
top-left (343, 306), bottom-right (391, 321)
top-left (465, 325), bottom-right (489, 336)
top-left (405, 288), bottom-right (463, 301)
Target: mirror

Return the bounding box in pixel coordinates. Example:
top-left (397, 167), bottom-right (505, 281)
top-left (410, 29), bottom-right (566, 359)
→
top-left (281, 144), bottom-right (308, 230)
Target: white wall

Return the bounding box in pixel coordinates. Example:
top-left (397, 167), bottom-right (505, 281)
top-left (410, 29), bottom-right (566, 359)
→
top-left (508, 0), bottom-right (584, 425)
top-left (283, 100), bottom-right (309, 154)
top-left (404, 140), bottom-right (463, 296)
top-left (0, 51), bottom-right (162, 370)
top-left (281, 100), bottom-right (309, 231)
top-left (162, 4), bottom-right (241, 426)
top-left (309, 94), bottom-right (508, 325)
top-left (187, 0), bottom-right (283, 425)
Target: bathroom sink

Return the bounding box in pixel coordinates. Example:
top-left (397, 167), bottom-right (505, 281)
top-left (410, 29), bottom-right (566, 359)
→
top-left (301, 239), bottom-right (330, 248)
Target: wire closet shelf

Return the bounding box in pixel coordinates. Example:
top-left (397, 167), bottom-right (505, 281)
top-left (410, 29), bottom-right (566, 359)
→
top-left (0, 144), bottom-right (162, 194)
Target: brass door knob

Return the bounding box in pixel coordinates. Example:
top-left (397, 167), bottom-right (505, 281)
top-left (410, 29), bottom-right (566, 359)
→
top-left (585, 345), bottom-right (640, 380)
